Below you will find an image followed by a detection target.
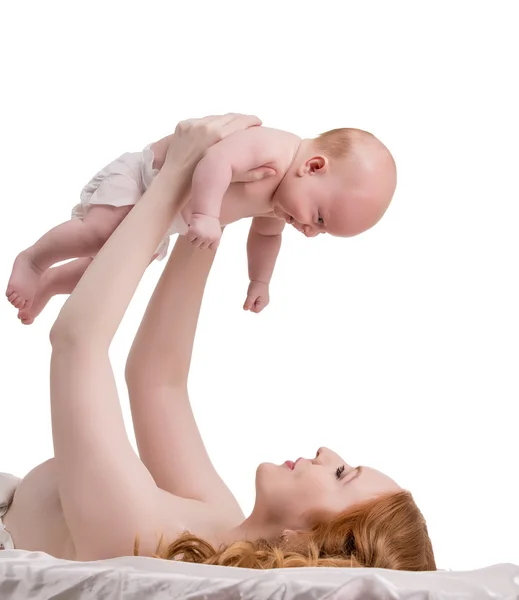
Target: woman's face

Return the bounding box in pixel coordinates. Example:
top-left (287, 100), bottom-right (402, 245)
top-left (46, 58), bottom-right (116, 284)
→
top-left (254, 447), bottom-right (401, 529)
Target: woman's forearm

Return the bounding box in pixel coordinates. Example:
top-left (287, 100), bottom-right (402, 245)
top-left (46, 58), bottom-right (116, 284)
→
top-left (50, 167), bottom-right (190, 348)
top-left (126, 235), bottom-right (217, 388)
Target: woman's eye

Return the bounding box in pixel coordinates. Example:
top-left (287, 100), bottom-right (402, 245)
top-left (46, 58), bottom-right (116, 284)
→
top-left (335, 465), bottom-right (345, 479)
top-left (317, 213), bottom-right (324, 225)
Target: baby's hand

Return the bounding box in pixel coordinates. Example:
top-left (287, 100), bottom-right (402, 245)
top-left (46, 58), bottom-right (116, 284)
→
top-left (187, 213), bottom-right (222, 250)
top-left (243, 280), bottom-right (270, 313)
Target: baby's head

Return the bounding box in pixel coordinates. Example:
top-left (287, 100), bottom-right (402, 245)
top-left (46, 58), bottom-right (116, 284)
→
top-left (272, 128), bottom-right (397, 237)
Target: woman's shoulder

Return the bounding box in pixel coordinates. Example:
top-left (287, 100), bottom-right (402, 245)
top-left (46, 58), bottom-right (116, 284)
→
top-left (135, 488), bottom-right (244, 556)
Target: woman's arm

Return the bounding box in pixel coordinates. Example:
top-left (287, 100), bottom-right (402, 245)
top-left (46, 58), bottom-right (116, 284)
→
top-left (125, 235), bottom-right (242, 518)
top-left (50, 168), bottom-right (189, 560)
top-left (48, 115), bottom-right (262, 559)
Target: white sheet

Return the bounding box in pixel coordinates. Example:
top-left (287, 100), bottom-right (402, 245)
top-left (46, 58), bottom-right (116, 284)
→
top-left (0, 550), bottom-right (517, 599)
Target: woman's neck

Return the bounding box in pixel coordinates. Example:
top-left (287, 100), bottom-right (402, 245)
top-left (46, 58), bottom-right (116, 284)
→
top-left (216, 514), bottom-right (283, 547)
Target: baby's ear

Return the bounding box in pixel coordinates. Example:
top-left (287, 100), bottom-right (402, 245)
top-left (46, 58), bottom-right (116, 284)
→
top-left (298, 156), bottom-right (328, 176)
top-left (308, 156), bottom-right (328, 174)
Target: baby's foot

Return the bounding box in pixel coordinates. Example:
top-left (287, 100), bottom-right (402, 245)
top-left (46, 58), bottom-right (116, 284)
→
top-left (5, 250), bottom-right (44, 310)
top-left (17, 271), bottom-right (54, 325)
top-left (16, 257), bottom-right (91, 325)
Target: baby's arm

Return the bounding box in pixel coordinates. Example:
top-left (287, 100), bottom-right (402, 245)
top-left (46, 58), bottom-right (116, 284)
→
top-left (244, 216), bottom-right (285, 313)
top-left (188, 127), bottom-right (278, 249)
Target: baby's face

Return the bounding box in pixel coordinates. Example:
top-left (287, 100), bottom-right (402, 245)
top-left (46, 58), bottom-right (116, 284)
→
top-left (272, 155), bottom-right (395, 238)
top-left (272, 174), bottom-right (328, 237)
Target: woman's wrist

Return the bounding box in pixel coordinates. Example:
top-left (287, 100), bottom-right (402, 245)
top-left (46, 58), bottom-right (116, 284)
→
top-left (152, 163), bottom-right (194, 208)
top-left (157, 161), bottom-right (191, 185)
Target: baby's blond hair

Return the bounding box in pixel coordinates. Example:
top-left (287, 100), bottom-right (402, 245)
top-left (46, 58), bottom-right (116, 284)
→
top-left (315, 128), bottom-right (379, 160)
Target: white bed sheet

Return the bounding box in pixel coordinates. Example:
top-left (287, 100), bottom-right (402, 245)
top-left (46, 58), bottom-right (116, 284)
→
top-left (0, 550), bottom-right (518, 599)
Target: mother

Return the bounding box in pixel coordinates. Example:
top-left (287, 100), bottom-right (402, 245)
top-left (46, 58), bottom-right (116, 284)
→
top-left (1, 114), bottom-right (436, 569)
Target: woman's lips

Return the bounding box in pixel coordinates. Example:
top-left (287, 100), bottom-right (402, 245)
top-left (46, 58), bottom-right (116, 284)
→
top-left (284, 461), bottom-right (295, 470)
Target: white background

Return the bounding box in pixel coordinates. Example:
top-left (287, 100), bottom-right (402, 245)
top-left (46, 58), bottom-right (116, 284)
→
top-left (1, 1), bottom-right (517, 571)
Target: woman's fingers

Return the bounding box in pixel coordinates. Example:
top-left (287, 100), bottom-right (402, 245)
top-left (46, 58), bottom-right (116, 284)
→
top-left (218, 114), bottom-right (262, 138)
top-left (179, 113), bottom-right (262, 144)
top-left (196, 113), bottom-right (260, 130)
top-left (165, 113), bottom-right (263, 175)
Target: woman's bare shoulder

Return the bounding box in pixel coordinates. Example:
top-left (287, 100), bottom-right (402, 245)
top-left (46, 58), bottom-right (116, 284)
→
top-left (135, 487), bottom-right (244, 557)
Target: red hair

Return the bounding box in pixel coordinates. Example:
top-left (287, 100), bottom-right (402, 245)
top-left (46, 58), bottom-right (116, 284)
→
top-left (152, 491), bottom-right (436, 570)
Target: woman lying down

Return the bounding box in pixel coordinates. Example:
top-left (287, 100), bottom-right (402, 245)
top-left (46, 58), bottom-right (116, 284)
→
top-left (0, 114), bottom-right (436, 570)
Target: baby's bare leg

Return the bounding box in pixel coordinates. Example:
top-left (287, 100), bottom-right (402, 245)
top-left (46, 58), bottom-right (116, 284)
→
top-left (6, 205), bottom-right (131, 309)
top-left (17, 257), bottom-right (93, 325)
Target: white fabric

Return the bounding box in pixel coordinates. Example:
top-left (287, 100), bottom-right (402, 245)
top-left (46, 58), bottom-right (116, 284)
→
top-left (0, 473), bottom-right (20, 551)
top-left (71, 145), bottom-right (188, 260)
top-left (0, 550), bottom-right (517, 599)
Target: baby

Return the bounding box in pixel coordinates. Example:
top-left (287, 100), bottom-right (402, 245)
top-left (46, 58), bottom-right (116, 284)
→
top-left (6, 126), bottom-right (396, 324)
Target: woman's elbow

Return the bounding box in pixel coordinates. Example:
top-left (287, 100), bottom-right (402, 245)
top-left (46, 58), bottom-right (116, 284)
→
top-left (49, 320), bottom-right (99, 350)
top-left (49, 321), bottom-right (74, 348)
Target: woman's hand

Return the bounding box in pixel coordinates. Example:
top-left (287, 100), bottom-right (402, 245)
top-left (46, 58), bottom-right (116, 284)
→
top-left (163, 113), bottom-right (264, 176)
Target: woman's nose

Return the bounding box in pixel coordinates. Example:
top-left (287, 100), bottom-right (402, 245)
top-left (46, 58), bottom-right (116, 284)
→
top-left (316, 447), bottom-right (328, 458)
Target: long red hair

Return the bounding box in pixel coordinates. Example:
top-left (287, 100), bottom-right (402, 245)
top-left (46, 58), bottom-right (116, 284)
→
top-left (154, 490), bottom-right (436, 570)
